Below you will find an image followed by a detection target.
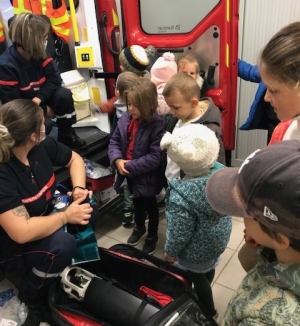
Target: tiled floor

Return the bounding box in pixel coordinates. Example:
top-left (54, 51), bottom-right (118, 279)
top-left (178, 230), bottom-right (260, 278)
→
top-left (95, 197), bottom-right (247, 323)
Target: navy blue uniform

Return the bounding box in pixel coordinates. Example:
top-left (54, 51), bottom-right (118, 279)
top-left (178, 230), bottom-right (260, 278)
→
top-left (0, 137), bottom-right (74, 302)
top-left (0, 45), bottom-right (77, 130)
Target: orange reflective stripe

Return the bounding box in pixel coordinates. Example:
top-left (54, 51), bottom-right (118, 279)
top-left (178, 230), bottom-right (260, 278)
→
top-left (44, 0), bottom-right (70, 41)
top-left (0, 21), bottom-right (5, 42)
top-left (13, 0), bottom-right (70, 41)
top-left (13, 0), bottom-right (42, 14)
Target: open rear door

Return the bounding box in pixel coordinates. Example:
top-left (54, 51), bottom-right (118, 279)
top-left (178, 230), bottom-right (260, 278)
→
top-left (95, 0), bottom-right (121, 99)
top-left (121, 0), bottom-right (239, 150)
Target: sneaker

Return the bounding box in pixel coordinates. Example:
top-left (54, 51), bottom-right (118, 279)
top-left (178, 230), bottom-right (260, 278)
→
top-left (127, 227), bottom-right (146, 245)
top-left (122, 208), bottom-right (134, 226)
top-left (142, 236), bottom-right (159, 255)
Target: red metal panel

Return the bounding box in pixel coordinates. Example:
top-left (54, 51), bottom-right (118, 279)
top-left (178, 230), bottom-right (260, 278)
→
top-left (121, 0), bottom-right (239, 150)
top-left (95, 0), bottom-right (121, 99)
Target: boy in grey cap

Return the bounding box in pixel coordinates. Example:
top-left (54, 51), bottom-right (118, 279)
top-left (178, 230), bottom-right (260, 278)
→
top-left (206, 139), bottom-right (300, 326)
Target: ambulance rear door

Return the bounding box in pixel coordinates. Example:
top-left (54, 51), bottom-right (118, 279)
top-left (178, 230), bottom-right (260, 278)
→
top-left (121, 0), bottom-right (239, 151)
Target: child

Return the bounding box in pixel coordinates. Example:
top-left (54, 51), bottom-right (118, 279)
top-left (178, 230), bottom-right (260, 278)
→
top-left (162, 72), bottom-right (225, 183)
top-left (111, 72), bottom-right (140, 226)
top-left (238, 59), bottom-right (279, 143)
top-left (177, 53), bottom-right (204, 90)
top-left (206, 140), bottom-right (300, 325)
top-left (150, 52), bottom-right (177, 115)
top-left (108, 78), bottom-right (163, 254)
top-left (161, 123), bottom-right (232, 322)
top-left (150, 51), bottom-right (177, 206)
top-left (98, 45), bottom-right (151, 114)
top-left (237, 22), bottom-right (300, 272)
top-left (97, 46), bottom-right (150, 227)
top-left (111, 72), bottom-right (140, 134)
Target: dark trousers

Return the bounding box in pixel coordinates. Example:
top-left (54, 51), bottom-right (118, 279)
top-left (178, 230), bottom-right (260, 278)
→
top-left (46, 87), bottom-right (77, 130)
top-left (187, 269), bottom-right (216, 317)
top-left (1, 230), bottom-right (76, 303)
top-left (133, 197), bottom-right (159, 237)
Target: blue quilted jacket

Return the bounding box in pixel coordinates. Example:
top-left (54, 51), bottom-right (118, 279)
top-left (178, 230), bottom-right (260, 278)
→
top-left (165, 162), bottom-right (232, 264)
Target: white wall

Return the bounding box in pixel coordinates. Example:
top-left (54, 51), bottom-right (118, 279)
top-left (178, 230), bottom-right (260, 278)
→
top-left (232, 0), bottom-right (300, 166)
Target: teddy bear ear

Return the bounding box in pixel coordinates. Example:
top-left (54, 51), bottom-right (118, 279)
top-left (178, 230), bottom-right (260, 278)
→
top-left (177, 142), bottom-right (196, 160)
top-left (160, 132), bottom-right (173, 150)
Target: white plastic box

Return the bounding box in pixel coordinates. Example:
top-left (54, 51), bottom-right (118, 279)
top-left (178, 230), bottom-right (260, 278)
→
top-left (61, 70), bottom-right (91, 121)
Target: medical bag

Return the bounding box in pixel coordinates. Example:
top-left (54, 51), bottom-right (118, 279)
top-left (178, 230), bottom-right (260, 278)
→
top-left (48, 245), bottom-right (217, 326)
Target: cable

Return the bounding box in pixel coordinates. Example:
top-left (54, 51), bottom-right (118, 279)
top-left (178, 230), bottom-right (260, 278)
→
top-left (101, 13), bottom-right (120, 56)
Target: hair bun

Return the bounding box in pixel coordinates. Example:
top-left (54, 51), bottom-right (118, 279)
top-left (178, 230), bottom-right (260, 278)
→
top-left (0, 125), bottom-right (9, 137)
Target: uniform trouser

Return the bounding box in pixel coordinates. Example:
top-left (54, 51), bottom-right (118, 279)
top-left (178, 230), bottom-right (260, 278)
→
top-left (187, 269), bottom-right (216, 317)
top-left (1, 230), bottom-right (76, 303)
top-left (133, 197), bottom-right (159, 237)
top-left (1, 207), bottom-right (99, 303)
top-left (45, 87), bottom-right (77, 130)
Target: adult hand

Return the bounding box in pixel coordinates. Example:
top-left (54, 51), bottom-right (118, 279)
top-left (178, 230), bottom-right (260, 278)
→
top-left (32, 97), bottom-right (41, 106)
top-left (64, 195), bottom-right (93, 225)
top-left (164, 252), bottom-right (176, 264)
top-left (67, 188), bottom-right (93, 201)
top-left (115, 159), bottom-right (130, 176)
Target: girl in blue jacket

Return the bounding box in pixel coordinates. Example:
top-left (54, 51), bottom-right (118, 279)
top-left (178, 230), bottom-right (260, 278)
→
top-left (238, 59), bottom-right (279, 142)
top-left (161, 123), bottom-right (231, 322)
top-left (108, 78), bottom-right (164, 255)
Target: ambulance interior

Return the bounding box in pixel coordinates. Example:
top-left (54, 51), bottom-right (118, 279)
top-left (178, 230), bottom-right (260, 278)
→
top-left (0, 0), bottom-right (266, 321)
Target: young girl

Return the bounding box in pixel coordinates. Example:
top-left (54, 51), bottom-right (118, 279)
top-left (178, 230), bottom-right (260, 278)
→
top-left (110, 72), bottom-right (140, 227)
top-left (97, 45), bottom-right (151, 114)
top-left (177, 53), bottom-right (204, 90)
top-left (150, 52), bottom-right (177, 115)
top-left (108, 78), bottom-right (163, 254)
top-left (161, 123), bottom-right (232, 322)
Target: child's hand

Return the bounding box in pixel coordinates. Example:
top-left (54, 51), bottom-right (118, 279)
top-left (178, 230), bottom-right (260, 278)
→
top-left (164, 252), bottom-right (176, 264)
top-left (115, 159), bottom-right (130, 175)
top-left (91, 104), bottom-right (101, 114)
top-left (243, 229), bottom-right (259, 247)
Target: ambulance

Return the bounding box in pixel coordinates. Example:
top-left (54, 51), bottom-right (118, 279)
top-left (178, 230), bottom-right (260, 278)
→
top-left (0, 0), bottom-right (239, 184)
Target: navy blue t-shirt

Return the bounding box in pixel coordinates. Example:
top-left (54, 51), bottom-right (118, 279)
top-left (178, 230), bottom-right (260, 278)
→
top-left (0, 136), bottom-right (72, 257)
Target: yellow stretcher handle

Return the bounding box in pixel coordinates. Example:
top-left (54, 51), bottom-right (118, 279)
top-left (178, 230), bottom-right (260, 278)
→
top-left (69, 0), bottom-right (80, 46)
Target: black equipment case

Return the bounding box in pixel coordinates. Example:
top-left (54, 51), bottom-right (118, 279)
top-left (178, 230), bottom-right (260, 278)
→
top-left (49, 244), bottom-right (217, 326)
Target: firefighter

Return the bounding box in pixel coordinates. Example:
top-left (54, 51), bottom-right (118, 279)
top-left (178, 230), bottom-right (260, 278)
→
top-left (0, 13), bottom-right (86, 149)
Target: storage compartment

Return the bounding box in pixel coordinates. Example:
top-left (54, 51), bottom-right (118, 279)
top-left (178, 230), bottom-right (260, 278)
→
top-left (61, 70), bottom-right (91, 121)
top-left (86, 175), bottom-right (115, 192)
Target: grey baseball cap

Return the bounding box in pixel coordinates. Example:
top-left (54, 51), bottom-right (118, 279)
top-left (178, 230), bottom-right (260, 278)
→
top-left (206, 140), bottom-right (300, 239)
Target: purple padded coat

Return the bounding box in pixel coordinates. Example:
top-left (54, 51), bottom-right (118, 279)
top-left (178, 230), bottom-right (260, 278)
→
top-left (108, 112), bottom-right (164, 198)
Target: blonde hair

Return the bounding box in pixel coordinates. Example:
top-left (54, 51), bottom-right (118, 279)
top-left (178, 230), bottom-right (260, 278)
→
top-left (177, 54), bottom-right (200, 74)
top-left (116, 72), bottom-right (140, 101)
top-left (126, 79), bottom-right (158, 121)
top-left (0, 99), bottom-right (44, 162)
top-left (261, 22), bottom-right (300, 87)
top-left (163, 72), bottom-right (200, 101)
top-left (9, 13), bottom-right (50, 60)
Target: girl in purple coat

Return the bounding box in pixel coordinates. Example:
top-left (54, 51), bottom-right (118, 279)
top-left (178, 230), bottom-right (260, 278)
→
top-left (108, 78), bottom-right (164, 254)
